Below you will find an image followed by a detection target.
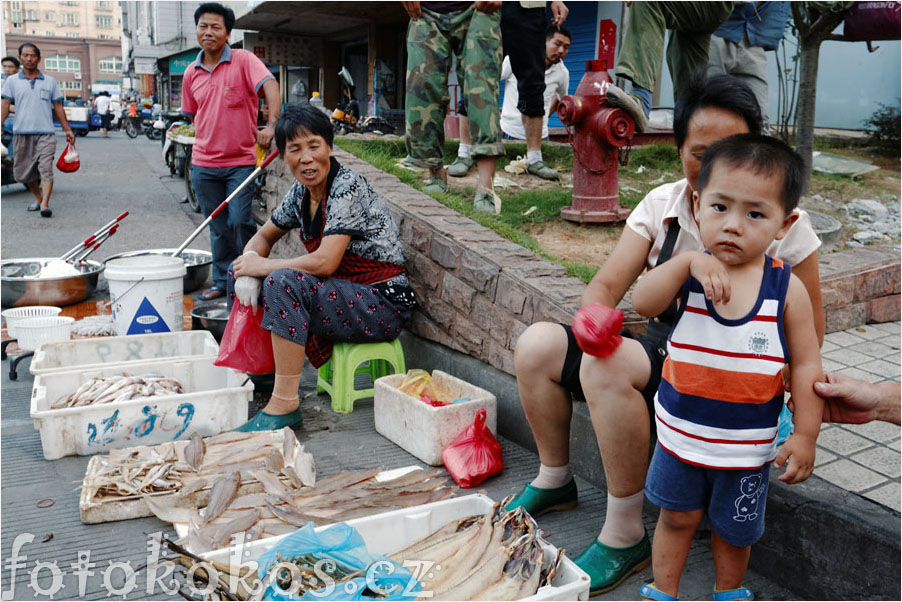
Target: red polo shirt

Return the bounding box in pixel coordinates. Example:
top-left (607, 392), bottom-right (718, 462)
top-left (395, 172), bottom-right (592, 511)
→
top-left (181, 45), bottom-right (274, 168)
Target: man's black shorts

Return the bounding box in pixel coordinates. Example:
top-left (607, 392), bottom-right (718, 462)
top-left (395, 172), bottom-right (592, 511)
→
top-left (560, 322), bottom-right (668, 412)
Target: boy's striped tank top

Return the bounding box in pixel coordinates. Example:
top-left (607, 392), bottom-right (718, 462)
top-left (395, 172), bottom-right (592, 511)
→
top-left (655, 255), bottom-right (792, 470)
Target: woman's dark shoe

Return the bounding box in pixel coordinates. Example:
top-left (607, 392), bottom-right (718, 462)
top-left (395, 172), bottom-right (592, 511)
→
top-left (504, 479), bottom-right (578, 518)
top-left (234, 408), bottom-right (302, 432)
top-left (40, 208), bottom-right (52, 218)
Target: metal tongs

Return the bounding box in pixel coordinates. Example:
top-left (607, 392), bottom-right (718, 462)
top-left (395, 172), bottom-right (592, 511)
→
top-left (58, 211), bottom-right (129, 266)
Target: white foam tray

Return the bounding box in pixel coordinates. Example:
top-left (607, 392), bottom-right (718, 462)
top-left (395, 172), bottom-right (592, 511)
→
top-left (199, 493), bottom-right (590, 601)
top-left (29, 330), bottom-right (219, 376)
top-left (31, 356), bottom-right (252, 460)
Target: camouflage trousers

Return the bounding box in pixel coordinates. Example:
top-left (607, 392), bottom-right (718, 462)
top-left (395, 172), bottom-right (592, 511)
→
top-left (405, 6), bottom-right (504, 170)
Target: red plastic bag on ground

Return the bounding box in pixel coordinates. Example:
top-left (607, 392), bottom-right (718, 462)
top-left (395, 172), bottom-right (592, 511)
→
top-left (572, 304), bottom-right (624, 358)
top-left (442, 409), bottom-right (503, 488)
top-left (214, 303), bottom-right (275, 374)
top-left (56, 142), bottom-right (80, 173)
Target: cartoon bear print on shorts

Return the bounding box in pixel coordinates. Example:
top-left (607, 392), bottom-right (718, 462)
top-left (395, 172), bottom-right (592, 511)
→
top-left (733, 473), bottom-right (765, 522)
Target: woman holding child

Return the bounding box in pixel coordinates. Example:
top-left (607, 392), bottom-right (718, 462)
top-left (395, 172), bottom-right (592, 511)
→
top-left (507, 72), bottom-right (825, 596)
top-left (227, 104), bottom-right (416, 432)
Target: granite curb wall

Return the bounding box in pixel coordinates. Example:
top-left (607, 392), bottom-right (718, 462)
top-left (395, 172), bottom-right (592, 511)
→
top-left (261, 149), bottom-right (901, 378)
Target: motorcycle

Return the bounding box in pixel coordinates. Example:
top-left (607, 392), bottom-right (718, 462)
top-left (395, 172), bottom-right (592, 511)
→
top-left (1, 127), bottom-right (19, 188)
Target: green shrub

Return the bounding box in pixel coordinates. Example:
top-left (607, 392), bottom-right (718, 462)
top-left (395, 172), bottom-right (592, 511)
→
top-left (862, 102), bottom-right (900, 156)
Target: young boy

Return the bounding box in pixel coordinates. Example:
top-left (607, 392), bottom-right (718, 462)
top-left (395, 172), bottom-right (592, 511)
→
top-left (630, 134), bottom-right (824, 601)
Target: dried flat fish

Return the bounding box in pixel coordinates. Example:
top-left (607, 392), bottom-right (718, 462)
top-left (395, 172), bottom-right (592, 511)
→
top-left (202, 472), bottom-right (240, 525)
top-left (184, 432), bottom-right (205, 471)
top-left (211, 509), bottom-right (259, 549)
top-left (142, 494), bottom-right (200, 525)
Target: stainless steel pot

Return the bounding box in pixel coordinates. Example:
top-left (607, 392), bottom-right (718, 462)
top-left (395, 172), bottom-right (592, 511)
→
top-left (190, 300), bottom-right (228, 343)
top-left (104, 248), bottom-right (212, 293)
top-left (1, 258), bottom-right (104, 307)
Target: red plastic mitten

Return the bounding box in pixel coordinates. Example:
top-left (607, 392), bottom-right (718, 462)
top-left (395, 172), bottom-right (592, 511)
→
top-left (572, 304), bottom-right (624, 358)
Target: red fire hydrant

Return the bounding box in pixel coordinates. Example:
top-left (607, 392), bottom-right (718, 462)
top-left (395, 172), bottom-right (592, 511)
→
top-left (557, 60), bottom-right (634, 223)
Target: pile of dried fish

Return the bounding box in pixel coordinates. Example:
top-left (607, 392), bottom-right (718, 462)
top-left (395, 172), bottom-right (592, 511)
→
top-left (389, 500), bottom-right (564, 601)
top-left (177, 465), bottom-right (454, 553)
top-left (71, 314), bottom-right (116, 337)
top-left (53, 374), bottom-right (184, 409)
top-left (80, 428), bottom-right (315, 522)
top-left (153, 501), bottom-right (563, 601)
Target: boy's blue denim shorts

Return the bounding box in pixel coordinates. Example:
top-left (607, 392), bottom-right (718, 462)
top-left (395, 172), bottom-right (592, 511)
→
top-left (645, 443), bottom-right (771, 547)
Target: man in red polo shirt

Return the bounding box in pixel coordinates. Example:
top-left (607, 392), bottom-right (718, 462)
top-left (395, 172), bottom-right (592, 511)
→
top-left (182, 2), bottom-right (280, 300)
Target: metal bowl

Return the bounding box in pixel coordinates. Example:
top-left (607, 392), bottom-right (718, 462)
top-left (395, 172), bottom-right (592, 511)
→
top-left (190, 300), bottom-right (229, 343)
top-left (104, 248), bottom-right (212, 293)
top-left (1, 258), bottom-right (104, 308)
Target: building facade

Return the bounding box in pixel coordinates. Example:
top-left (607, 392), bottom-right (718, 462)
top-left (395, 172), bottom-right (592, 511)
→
top-left (121, 0), bottom-right (247, 105)
top-left (3, 0), bottom-right (124, 99)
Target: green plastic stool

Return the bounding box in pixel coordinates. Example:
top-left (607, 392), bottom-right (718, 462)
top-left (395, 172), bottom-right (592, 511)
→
top-left (316, 339), bottom-right (406, 414)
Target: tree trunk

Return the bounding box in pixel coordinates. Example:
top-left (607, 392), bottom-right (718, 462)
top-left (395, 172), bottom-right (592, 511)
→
top-left (795, 38), bottom-right (821, 184)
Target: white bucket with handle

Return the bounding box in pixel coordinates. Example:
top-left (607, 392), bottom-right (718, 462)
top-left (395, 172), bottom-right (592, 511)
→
top-left (105, 255), bottom-right (186, 336)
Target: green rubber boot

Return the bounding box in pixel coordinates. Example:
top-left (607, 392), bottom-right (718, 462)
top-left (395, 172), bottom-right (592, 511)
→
top-left (234, 408), bottom-right (303, 432)
top-left (505, 479), bottom-right (578, 518)
top-left (574, 534), bottom-right (652, 595)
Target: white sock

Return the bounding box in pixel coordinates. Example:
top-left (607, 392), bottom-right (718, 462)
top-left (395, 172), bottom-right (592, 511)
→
top-left (458, 144), bottom-right (471, 159)
top-left (531, 463), bottom-right (572, 489)
top-left (598, 491), bottom-right (647, 548)
top-left (527, 150), bottom-right (543, 164)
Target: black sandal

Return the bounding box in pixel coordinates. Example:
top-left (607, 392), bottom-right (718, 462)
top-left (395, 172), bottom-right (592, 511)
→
top-left (40, 209), bottom-right (52, 218)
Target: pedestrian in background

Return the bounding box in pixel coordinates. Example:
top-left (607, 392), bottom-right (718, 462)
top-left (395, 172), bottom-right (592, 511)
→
top-left (403, 1), bottom-right (505, 213)
top-left (451, 23), bottom-right (571, 182)
top-left (707, 1), bottom-right (791, 132)
top-left (2, 56), bottom-right (20, 159)
top-left (94, 91), bottom-right (112, 138)
top-left (182, 2), bottom-right (281, 301)
top-left (1, 43), bottom-right (76, 218)
top-left (605, 1), bottom-right (733, 132)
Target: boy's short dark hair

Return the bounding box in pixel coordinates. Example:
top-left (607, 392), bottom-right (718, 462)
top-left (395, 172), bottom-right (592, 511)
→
top-left (674, 69), bottom-right (763, 150)
top-left (194, 2), bottom-right (235, 32)
top-left (18, 43), bottom-right (40, 58)
top-left (275, 103), bottom-right (334, 156)
top-left (546, 25), bottom-right (572, 41)
top-left (697, 134), bottom-right (805, 214)
top-left (2, 56), bottom-right (20, 68)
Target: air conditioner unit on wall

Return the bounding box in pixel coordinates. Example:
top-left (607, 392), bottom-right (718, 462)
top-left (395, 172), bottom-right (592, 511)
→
top-left (73, 73), bottom-right (81, 80)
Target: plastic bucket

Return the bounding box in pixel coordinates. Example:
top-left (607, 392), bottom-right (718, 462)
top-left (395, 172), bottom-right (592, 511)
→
top-left (105, 255), bottom-right (186, 336)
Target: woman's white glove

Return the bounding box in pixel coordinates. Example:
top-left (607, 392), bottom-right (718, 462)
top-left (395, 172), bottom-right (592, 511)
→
top-left (234, 276), bottom-right (262, 311)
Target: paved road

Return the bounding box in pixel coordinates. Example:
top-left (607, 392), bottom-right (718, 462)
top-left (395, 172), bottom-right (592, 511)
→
top-left (1, 131), bottom-right (209, 262)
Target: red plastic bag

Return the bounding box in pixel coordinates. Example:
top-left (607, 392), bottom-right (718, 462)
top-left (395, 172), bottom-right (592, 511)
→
top-left (572, 304), bottom-right (624, 358)
top-left (214, 303), bottom-right (275, 374)
top-left (441, 409), bottom-right (503, 489)
top-left (56, 142), bottom-right (80, 173)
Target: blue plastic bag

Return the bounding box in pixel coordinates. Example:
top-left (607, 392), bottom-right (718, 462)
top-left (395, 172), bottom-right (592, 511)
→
top-left (256, 522), bottom-right (421, 601)
top-left (776, 404), bottom-right (794, 446)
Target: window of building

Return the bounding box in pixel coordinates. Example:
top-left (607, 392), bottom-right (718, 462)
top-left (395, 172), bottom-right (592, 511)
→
top-left (99, 57), bottom-right (123, 74)
top-left (61, 12), bottom-right (78, 26)
top-left (65, 32), bottom-right (79, 38)
top-left (45, 11), bottom-right (55, 20)
top-left (45, 30), bottom-right (56, 37)
top-left (96, 1), bottom-right (112, 9)
top-left (45, 55), bottom-right (81, 73)
top-left (62, 81), bottom-right (82, 91)
top-left (60, 0), bottom-right (77, 5)
top-left (95, 15), bottom-right (112, 29)
top-left (98, 34), bottom-right (111, 39)
top-left (24, 9), bottom-right (38, 20)
top-left (9, 1), bottom-right (23, 10)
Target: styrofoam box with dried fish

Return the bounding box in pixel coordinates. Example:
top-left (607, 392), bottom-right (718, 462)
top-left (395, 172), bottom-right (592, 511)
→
top-left (31, 356), bottom-right (253, 460)
top-left (374, 371), bottom-right (497, 466)
top-left (79, 429), bottom-right (310, 524)
top-left (201, 494), bottom-right (590, 601)
top-left (30, 330), bottom-right (219, 376)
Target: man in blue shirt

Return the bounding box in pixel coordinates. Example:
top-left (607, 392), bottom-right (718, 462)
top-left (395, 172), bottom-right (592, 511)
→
top-left (1, 43), bottom-right (75, 218)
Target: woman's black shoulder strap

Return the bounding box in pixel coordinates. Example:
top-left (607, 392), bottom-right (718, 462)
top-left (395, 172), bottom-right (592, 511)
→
top-left (655, 219), bottom-right (681, 267)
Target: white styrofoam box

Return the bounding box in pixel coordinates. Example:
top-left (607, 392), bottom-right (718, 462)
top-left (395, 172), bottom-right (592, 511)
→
top-left (30, 330), bottom-right (219, 376)
top-left (31, 356), bottom-right (253, 460)
top-left (201, 494), bottom-right (590, 601)
top-left (374, 371), bottom-right (497, 466)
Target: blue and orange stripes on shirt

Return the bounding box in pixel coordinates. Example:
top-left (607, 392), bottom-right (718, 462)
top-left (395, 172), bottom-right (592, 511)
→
top-left (655, 255), bottom-right (792, 470)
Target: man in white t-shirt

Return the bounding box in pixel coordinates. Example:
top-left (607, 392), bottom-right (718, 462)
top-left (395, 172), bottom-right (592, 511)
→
top-left (451, 25), bottom-right (571, 181)
top-left (93, 92), bottom-right (112, 137)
